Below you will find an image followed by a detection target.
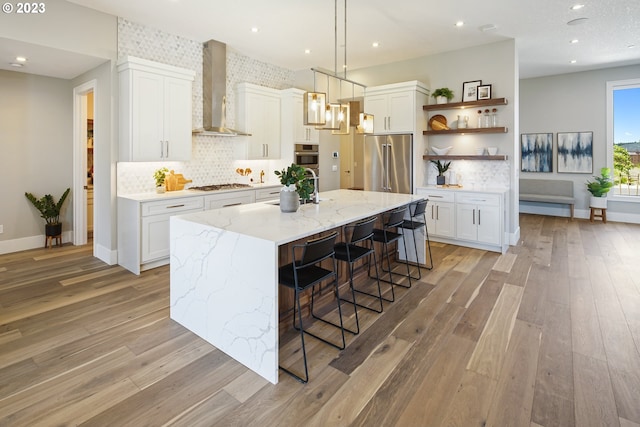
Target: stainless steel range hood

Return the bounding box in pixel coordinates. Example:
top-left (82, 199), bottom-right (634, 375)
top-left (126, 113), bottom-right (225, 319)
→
top-left (192, 40), bottom-right (250, 136)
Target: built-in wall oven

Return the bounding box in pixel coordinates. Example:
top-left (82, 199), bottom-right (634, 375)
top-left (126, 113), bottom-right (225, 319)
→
top-left (295, 143), bottom-right (319, 176)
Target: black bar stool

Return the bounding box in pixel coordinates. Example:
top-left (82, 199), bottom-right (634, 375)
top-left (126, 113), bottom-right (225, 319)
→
top-left (334, 216), bottom-right (384, 335)
top-left (372, 206), bottom-right (412, 300)
top-left (398, 198), bottom-right (433, 280)
top-left (278, 231), bottom-right (345, 383)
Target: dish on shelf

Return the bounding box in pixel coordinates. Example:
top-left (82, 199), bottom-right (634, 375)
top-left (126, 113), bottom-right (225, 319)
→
top-left (431, 146), bottom-right (452, 155)
top-left (429, 114), bottom-right (449, 130)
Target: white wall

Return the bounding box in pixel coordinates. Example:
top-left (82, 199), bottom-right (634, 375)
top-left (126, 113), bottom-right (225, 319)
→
top-left (520, 64), bottom-right (640, 222)
top-left (0, 70), bottom-right (73, 252)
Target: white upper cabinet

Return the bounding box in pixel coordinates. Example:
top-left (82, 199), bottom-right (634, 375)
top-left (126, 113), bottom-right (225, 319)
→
top-left (118, 56), bottom-right (195, 162)
top-left (365, 81), bottom-right (429, 134)
top-left (235, 83), bottom-right (281, 160)
top-left (281, 88), bottom-right (319, 143)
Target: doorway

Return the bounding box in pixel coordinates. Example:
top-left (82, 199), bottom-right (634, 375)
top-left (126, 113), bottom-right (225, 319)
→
top-left (73, 80), bottom-right (97, 250)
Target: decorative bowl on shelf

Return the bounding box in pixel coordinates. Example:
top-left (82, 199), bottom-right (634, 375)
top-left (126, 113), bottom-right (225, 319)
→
top-left (431, 146), bottom-right (452, 155)
top-left (487, 147), bottom-right (498, 155)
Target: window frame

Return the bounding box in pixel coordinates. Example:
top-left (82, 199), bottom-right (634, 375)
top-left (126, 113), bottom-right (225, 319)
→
top-left (606, 78), bottom-right (640, 203)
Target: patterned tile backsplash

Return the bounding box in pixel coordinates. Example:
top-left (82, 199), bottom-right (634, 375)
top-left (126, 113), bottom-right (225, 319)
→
top-left (116, 18), bottom-right (296, 194)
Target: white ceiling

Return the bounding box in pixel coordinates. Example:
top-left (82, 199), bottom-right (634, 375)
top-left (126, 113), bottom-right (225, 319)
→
top-left (4, 0), bottom-right (640, 80)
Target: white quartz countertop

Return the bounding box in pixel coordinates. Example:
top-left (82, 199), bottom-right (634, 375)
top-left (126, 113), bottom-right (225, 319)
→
top-left (118, 182), bottom-right (281, 202)
top-left (416, 185), bottom-right (509, 195)
top-left (172, 189), bottom-right (421, 245)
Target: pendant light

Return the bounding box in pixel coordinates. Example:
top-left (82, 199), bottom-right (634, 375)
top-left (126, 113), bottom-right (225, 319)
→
top-left (303, 71), bottom-right (326, 125)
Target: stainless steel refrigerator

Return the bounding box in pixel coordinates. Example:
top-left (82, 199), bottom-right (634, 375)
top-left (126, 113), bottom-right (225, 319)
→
top-left (363, 134), bottom-right (412, 194)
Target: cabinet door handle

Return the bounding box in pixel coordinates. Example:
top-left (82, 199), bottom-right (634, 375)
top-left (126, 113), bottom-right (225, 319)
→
top-left (223, 202), bottom-right (242, 207)
top-left (166, 204), bottom-right (185, 209)
top-left (160, 141), bottom-right (164, 158)
top-left (388, 116), bottom-right (391, 129)
top-left (436, 205), bottom-right (439, 220)
top-left (431, 204), bottom-right (434, 220)
top-left (473, 209), bottom-right (476, 225)
top-left (478, 209), bottom-right (481, 225)
top-left (166, 141), bottom-right (169, 158)
top-left (429, 195), bottom-right (443, 199)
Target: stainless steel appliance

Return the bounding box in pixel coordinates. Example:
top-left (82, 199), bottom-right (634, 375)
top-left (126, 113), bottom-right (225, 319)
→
top-left (295, 143), bottom-right (319, 187)
top-left (363, 134), bottom-right (412, 194)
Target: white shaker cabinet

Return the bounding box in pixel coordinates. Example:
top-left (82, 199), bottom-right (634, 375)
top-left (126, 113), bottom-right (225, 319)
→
top-left (118, 56), bottom-right (195, 162)
top-left (204, 191), bottom-right (256, 209)
top-left (280, 88), bottom-right (319, 163)
top-left (236, 83), bottom-right (281, 160)
top-left (416, 188), bottom-right (455, 238)
top-left (455, 193), bottom-right (501, 246)
top-left (365, 81), bottom-right (428, 134)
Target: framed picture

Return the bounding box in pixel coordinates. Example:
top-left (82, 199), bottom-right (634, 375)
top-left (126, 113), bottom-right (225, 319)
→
top-left (521, 133), bottom-right (553, 172)
top-left (557, 131), bottom-right (593, 173)
top-left (462, 80), bottom-right (482, 102)
top-left (477, 84), bottom-right (492, 100)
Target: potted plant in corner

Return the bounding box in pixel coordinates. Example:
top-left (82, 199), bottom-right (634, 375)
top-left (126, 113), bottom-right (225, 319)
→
top-left (153, 167), bottom-right (169, 193)
top-left (430, 160), bottom-right (451, 186)
top-left (587, 167), bottom-right (614, 209)
top-left (274, 163), bottom-right (314, 212)
top-left (432, 88), bottom-right (455, 104)
top-left (25, 188), bottom-right (71, 244)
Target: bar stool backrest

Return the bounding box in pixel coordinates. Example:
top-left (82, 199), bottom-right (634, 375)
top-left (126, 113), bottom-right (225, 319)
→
top-left (411, 199), bottom-right (428, 217)
top-left (349, 216), bottom-right (377, 244)
top-left (299, 231), bottom-right (339, 267)
top-left (385, 206), bottom-right (407, 228)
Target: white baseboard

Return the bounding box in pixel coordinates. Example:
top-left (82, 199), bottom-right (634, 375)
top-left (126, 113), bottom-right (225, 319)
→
top-left (95, 244), bottom-right (117, 265)
top-left (0, 231), bottom-right (73, 255)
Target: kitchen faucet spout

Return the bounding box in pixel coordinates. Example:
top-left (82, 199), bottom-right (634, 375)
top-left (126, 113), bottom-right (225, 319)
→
top-left (304, 168), bottom-right (320, 204)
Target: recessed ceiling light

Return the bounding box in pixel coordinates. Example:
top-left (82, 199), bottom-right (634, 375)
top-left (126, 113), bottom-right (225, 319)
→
top-left (9, 62), bottom-right (23, 67)
top-left (479, 24), bottom-right (497, 32)
top-left (251, 27), bottom-right (259, 33)
top-left (570, 39), bottom-right (579, 44)
top-left (570, 4), bottom-right (585, 10)
top-left (372, 42), bottom-right (379, 48)
top-left (304, 49), bottom-right (311, 54)
top-left (570, 60), bottom-right (577, 64)
top-left (567, 18), bottom-right (588, 26)
top-left (455, 21), bottom-right (464, 27)
top-left (15, 56), bottom-right (27, 62)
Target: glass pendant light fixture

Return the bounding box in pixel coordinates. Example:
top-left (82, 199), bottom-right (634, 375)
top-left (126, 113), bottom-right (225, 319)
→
top-left (317, 75), bottom-right (341, 130)
top-left (356, 113), bottom-right (374, 134)
top-left (303, 72), bottom-right (326, 125)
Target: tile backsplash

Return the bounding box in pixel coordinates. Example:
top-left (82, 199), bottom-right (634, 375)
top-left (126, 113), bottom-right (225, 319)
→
top-left (116, 18), bottom-right (296, 194)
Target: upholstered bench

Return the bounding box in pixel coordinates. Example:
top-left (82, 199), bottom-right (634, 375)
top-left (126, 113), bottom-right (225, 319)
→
top-left (519, 179), bottom-right (575, 219)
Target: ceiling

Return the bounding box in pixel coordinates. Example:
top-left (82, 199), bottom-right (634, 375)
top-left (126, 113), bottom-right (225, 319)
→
top-left (4, 0), bottom-right (640, 80)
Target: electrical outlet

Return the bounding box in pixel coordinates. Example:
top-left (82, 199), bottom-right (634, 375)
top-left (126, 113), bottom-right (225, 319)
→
top-left (332, 165), bottom-right (338, 172)
top-left (0, 224), bottom-right (3, 234)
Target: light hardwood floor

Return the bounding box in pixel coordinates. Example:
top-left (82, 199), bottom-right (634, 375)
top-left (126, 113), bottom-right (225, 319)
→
top-left (1, 214), bottom-right (640, 426)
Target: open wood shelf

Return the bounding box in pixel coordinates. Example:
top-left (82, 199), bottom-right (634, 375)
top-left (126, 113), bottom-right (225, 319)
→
top-left (423, 154), bottom-right (508, 161)
top-left (423, 127), bottom-right (508, 135)
top-left (423, 97), bottom-right (508, 111)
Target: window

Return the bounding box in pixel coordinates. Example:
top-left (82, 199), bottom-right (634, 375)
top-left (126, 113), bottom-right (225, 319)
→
top-left (607, 79), bottom-right (640, 199)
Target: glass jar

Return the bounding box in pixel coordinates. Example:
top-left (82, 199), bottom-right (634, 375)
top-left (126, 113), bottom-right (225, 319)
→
top-left (477, 110), bottom-right (483, 128)
top-left (491, 108), bottom-right (498, 127)
top-left (483, 109), bottom-right (491, 128)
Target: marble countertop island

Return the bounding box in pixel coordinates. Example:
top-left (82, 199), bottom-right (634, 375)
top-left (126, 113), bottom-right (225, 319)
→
top-left (169, 189), bottom-right (421, 383)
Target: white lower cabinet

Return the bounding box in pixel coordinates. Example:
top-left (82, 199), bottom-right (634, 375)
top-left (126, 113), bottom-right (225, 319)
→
top-left (205, 191), bottom-right (256, 209)
top-left (416, 187), bottom-right (506, 253)
top-left (455, 194), bottom-right (501, 245)
top-left (255, 186), bottom-right (282, 202)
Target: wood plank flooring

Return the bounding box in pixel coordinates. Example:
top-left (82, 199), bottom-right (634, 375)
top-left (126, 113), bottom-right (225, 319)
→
top-left (1, 214), bottom-right (640, 426)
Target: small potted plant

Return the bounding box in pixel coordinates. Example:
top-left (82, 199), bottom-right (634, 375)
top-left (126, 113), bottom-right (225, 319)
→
top-left (153, 167), bottom-right (169, 193)
top-left (432, 88), bottom-right (455, 104)
top-left (274, 163), bottom-right (314, 212)
top-left (430, 160), bottom-right (451, 185)
top-left (587, 167), bottom-right (613, 208)
top-left (25, 188), bottom-right (71, 244)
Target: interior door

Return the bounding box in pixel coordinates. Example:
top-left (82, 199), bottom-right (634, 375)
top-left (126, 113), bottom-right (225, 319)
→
top-left (339, 132), bottom-right (353, 189)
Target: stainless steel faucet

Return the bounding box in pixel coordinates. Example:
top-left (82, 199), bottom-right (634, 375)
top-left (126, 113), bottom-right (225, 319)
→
top-left (305, 168), bottom-right (320, 204)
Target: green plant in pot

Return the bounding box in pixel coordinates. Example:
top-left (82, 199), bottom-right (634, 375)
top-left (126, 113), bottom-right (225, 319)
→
top-left (25, 188), bottom-right (71, 242)
top-left (432, 88), bottom-right (454, 104)
top-left (274, 163), bottom-right (314, 212)
top-left (153, 167), bottom-right (169, 193)
top-left (586, 167), bottom-right (613, 209)
top-left (430, 160), bottom-right (451, 185)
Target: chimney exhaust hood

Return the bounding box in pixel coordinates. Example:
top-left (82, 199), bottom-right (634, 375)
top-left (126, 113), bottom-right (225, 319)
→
top-left (192, 40), bottom-right (250, 136)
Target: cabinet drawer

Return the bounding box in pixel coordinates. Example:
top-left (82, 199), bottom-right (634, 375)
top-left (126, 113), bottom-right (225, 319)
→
top-left (141, 196), bottom-right (204, 216)
top-left (416, 189), bottom-right (455, 203)
top-left (255, 187), bottom-right (281, 202)
top-left (205, 191), bottom-right (256, 209)
top-left (455, 193), bottom-right (500, 206)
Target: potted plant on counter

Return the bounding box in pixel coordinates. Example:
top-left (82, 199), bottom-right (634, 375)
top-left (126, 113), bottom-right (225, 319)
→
top-left (274, 163), bottom-right (314, 212)
top-left (25, 187), bottom-right (71, 246)
top-left (587, 167), bottom-right (613, 209)
top-left (153, 167), bottom-right (169, 193)
top-left (430, 160), bottom-right (451, 186)
top-left (432, 88), bottom-right (455, 104)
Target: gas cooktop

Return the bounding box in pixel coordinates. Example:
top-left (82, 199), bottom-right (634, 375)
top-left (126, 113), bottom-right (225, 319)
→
top-left (189, 183), bottom-right (253, 191)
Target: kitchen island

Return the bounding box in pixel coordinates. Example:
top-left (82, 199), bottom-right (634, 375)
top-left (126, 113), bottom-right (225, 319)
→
top-left (169, 189), bottom-right (422, 383)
